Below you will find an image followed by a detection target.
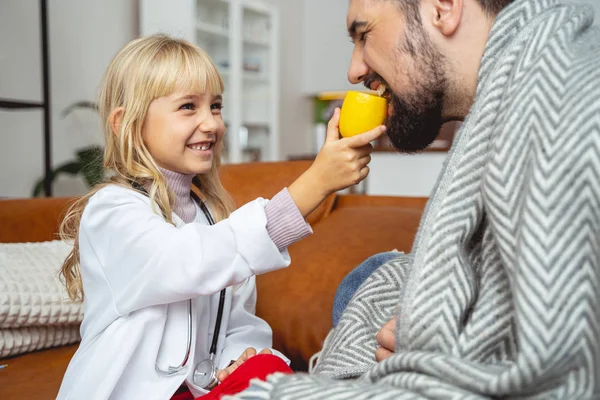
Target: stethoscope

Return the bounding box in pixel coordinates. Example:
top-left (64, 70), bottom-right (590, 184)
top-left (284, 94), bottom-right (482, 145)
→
top-left (132, 181), bottom-right (226, 390)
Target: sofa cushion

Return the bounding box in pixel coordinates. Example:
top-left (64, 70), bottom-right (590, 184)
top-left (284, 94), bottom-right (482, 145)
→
top-left (220, 161), bottom-right (336, 226)
top-left (1, 326), bottom-right (80, 359)
top-left (0, 198), bottom-right (73, 243)
top-left (0, 240), bottom-right (82, 357)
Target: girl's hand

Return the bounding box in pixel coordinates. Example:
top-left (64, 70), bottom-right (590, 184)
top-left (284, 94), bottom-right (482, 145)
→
top-left (216, 347), bottom-right (273, 382)
top-left (313, 107), bottom-right (386, 194)
top-left (288, 108), bottom-right (386, 217)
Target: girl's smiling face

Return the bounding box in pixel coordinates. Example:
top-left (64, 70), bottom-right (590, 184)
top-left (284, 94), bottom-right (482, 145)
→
top-left (142, 90), bottom-right (225, 175)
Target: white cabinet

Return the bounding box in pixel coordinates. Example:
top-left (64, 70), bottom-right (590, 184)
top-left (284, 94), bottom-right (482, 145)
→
top-left (140, 0), bottom-right (280, 163)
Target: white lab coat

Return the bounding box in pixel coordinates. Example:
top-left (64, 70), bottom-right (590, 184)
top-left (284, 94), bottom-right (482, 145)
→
top-left (57, 185), bottom-right (291, 400)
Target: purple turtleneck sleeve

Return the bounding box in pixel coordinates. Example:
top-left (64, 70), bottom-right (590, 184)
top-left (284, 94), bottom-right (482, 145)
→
top-left (264, 188), bottom-right (313, 250)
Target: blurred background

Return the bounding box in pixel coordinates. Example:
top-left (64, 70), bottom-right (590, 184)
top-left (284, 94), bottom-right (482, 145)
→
top-left (1, 0), bottom-right (598, 199)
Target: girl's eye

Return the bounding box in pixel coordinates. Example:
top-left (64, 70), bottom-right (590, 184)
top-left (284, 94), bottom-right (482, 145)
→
top-left (211, 103), bottom-right (223, 112)
top-left (359, 32), bottom-right (367, 42)
top-left (180, 102), bottom-right (195, 111)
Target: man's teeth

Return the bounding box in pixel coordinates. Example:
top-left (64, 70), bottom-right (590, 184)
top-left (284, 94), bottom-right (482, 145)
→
top-left (376, 84), bottom-right (387, 97)
top-left (189, 143), bottom-right (211, 150)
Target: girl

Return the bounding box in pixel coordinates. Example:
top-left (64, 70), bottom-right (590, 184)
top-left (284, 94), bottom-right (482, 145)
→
top-left (56, 34), bottom-right (385, 400)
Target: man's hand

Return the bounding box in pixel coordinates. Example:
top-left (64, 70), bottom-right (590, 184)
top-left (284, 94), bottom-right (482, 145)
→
top-left (375, 316), bottom-right (396, 362)
top-left (216, 347), bottom-right (273, 382)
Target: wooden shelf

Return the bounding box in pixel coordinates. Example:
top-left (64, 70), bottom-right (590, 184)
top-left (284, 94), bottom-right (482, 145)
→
top-left (241, 0), bottom-right (271, 16)
top-left (1, 0), bottom-right (53, 196)
top-left (243, 37), bottom-right (270, 47)
top-left (0, 99), bottom-right (44, 109)
top-left (142, 0), bottom-right (278, 163)
top-left (197, 22), bottom-right (229, 39)
top-left (196, 19), bottom-right (270, 47)
top-left (220, 70), bottom-right (269, 83)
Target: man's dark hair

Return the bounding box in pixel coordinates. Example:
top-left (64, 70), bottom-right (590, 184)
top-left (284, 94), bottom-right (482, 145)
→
top-left (397, 0), bottom-right (515, 24)
top-left (476, 0), bottom-right (516, 15)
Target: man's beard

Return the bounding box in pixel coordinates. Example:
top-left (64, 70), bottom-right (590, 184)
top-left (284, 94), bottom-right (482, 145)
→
top-left (365, 24), bottom-right (447, 153)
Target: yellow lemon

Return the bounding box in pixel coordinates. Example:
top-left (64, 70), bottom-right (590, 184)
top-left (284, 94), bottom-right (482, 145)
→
top-left (339, 90), bottom-right (388, 137)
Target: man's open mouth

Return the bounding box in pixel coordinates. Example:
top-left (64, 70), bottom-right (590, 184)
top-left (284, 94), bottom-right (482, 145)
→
top-left (375, 83), bottom-right (391, 102)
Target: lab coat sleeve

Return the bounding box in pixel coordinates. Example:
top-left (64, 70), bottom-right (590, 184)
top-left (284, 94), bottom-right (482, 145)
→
top-left (217, 277), bottom-right (290, 370)
top-left (80, 186), bottom-right (292, 316)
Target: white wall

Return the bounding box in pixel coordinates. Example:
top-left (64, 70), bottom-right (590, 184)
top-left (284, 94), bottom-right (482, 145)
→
top-left (302, 0), bottom-right (362, 94)
top-left (270, 0), bottom-right (315, 160)
top-left (0, 0), bottom-right (137, 198)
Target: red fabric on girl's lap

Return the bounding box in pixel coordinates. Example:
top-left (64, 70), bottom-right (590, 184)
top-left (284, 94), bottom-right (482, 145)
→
top-left (170, 354), bottom-right (293, 400)
top-left (171, 388), bottom-right (195, 400)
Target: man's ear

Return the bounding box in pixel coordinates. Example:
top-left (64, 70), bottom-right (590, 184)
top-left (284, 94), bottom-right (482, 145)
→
top-left (430, 0), bottom-right (463, 37)
top-left (109, 107), bottom-right (124, 136)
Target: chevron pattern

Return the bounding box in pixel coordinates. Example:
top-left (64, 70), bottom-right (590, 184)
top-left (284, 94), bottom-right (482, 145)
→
top-left (229, 0), bottom-right (600, 398)
top-left (312, 256), bottom-right (410, 378)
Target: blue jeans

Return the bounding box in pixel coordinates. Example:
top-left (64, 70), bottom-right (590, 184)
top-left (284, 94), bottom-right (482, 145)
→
top-left (332, 251), bottom-right (400, 327)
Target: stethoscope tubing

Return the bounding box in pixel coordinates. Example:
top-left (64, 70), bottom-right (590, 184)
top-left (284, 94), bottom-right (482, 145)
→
top-left (130, 181), bottom-right (226, 376)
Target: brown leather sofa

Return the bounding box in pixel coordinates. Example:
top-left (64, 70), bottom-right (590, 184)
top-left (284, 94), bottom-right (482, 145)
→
top-left (0, 161), bottom-right (427, 400)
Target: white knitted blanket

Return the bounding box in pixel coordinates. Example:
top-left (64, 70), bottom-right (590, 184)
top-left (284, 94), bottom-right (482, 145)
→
top-left (230, 0), bottom-right (600, 398)
top-left (0, 241), bottom-right (83, 357)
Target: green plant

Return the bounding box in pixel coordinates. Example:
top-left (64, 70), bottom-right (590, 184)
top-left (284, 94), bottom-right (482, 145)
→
top-left (32, 101), bottom-right (104, 197)
top-left (32, 146), bottom-right (104, 196)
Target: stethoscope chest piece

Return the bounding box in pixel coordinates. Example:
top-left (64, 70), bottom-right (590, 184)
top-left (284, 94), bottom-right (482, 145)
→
top-left (193, 358), bottom-right (219, 390)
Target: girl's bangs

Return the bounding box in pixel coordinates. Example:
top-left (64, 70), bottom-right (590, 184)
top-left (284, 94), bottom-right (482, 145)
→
top-left (149, 43), bottom-right (224, 99)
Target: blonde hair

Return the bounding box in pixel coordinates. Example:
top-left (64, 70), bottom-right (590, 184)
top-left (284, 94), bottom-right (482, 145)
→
top-left (60, 34), bottom-right (235, 302)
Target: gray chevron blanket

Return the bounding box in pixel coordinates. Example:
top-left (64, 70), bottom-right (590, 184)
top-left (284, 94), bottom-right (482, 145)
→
top-left (230, 0), bottom-right (600, 398)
